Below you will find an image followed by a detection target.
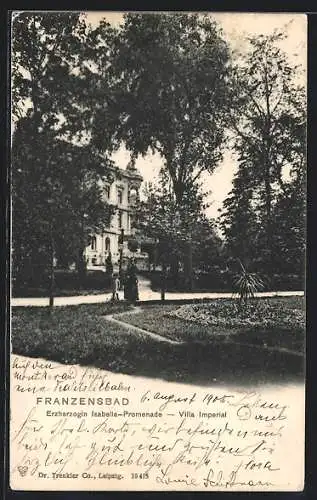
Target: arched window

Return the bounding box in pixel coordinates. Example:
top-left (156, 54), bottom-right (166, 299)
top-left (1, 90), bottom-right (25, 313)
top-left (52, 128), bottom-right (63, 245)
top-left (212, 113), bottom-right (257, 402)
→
top-left (91, 236), bottom-right (97, 251)
top-left (105, 237), bottom-right (110, 251)
top-left (117, 188), bottom-right (123, 205)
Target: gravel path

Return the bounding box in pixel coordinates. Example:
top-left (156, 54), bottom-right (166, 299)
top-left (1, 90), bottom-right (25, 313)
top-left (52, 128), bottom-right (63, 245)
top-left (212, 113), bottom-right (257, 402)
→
top-left (12, 289), bottom-right (304, 307)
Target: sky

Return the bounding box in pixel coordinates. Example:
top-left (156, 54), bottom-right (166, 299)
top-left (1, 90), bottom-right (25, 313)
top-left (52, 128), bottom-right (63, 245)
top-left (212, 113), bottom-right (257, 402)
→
top-left (84, 11), bottom-right (306, 219)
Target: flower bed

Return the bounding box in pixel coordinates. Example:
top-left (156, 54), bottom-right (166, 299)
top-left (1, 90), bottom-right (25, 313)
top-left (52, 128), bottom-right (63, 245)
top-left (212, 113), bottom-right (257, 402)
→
top-left (167, 297), bottom-right (305, 331)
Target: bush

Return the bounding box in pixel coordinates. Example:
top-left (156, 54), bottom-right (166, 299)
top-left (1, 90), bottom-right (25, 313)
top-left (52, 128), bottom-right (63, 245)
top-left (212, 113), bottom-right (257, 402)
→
top-left (146, 268), bottom-right (232, 292)
top-left (193, 269), bottom-right (232, 291)
top-left (12, 269), bottom-right (112, 297)
top-left (55, 270), bottom-right (112, 290)
top-left (146, 269), bottom-right (304, 293)
top-left (269, 274), bottom-right (304, 291)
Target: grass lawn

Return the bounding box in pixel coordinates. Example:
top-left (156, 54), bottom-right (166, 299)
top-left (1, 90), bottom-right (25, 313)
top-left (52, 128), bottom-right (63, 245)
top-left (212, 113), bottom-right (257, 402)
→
top-left (117, 297), bottom-right (305, 353)
top-left (11, 302), bottom-right (134, 366)
top-left (117, 305), bottom-right (218, 341)
top-left (11, 297), bottom-right (305, 386)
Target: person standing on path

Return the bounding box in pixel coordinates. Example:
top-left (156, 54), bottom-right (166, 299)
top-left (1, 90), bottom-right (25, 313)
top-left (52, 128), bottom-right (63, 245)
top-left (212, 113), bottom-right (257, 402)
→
top-left (111, 273), bottom-right (121, 301)
top-left (124, 258), bottom-right (139, 303)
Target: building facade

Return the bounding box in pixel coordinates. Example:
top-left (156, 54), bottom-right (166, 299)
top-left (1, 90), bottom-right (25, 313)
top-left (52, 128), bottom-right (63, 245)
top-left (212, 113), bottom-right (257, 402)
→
top-left (84, 161), bottom-right (145, 270)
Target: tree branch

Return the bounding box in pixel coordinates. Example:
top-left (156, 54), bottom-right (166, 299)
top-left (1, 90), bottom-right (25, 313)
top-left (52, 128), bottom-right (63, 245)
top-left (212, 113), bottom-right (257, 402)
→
top-left (191, 165), bottom-right (206, 184)
top-left (229, 115), bottom-right (263, 151)
top-left (241, 87), bottom-right (266, 119)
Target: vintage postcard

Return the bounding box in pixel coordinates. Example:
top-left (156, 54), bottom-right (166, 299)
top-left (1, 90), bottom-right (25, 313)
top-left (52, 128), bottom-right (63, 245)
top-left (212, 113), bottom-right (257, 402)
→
top-left (10, 11), bottom-right (306, 491)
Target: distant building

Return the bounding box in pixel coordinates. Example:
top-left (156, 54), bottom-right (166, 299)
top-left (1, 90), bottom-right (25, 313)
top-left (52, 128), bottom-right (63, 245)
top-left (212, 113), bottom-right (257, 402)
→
top-left (85, 160), bottom-right (146, 270)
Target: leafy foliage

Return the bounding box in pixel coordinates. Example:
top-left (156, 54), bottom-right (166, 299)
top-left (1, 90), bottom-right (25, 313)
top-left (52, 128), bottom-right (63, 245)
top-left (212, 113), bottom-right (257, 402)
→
top-left (220, 161), bottom-right (260, 267)
top-left (12, 12), bottom-right (87, 133)
top-left (12, 118), bottom-right (115, 284)
top-left (135, 175), bottom-right (221, 287)
top-left (11, 13), bottom-right (305, 293)
top-left (11, 13), bottom-right (118, 285)
top-left (221, 31), bottom-right (306, 276)
top-left (127, 238), bottom-right (139, 253)
top-left (93, 13), bottom-right (232, 204)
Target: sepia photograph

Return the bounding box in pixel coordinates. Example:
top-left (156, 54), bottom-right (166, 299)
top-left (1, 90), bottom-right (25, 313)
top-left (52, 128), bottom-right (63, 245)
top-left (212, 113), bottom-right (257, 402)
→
top-left (10, 11), bottom-right (306, 491)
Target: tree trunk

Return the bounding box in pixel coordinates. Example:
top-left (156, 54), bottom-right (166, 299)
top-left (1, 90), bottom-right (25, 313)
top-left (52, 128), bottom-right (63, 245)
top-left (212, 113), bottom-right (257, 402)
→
top-left (188, 237), bottom-right (193, 291)
top-left (263, 66), bottom-right (273, 272)
top-left (49, 225), bottom-right (55, 308)
top-left (161, 260), bottom-right (167, 301)
top-left (77, 247), bottom-right (87, 282)
top-left (170, 254), bottom-right (180, 288)
top-left (264, 161), bottom-right (273, 271)
top-left (184, 238), bottom-right (193, 291)
top-left (153, 243), bottom-right (158, 271)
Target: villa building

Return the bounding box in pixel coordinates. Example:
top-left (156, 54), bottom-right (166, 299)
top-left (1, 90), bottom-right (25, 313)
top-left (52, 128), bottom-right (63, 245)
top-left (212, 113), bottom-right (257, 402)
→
top-left (84, 160), bottom-right (146, 270)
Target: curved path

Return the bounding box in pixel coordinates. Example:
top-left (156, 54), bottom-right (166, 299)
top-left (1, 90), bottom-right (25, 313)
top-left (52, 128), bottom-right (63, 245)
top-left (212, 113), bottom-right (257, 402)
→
top-left (11, 290), bottom-right (304, 307)
top-left (104, 308), bottom-right (183, 345)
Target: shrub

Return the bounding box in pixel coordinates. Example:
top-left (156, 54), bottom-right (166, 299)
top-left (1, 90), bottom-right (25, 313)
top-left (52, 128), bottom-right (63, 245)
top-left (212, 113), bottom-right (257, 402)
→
top-left (233, 260), bottom-right (265, 305)
top-left (127, 238), bottom-right (139, 253)
top-left (12, 270), bottom-right (112, 296)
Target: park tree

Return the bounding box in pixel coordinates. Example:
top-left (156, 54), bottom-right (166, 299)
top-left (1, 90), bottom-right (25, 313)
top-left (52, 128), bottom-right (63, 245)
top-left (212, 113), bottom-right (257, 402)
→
top-left (12, 119), bottom-right (115, 287)
top-left (12, 12), bottom-right (88, 132)
top-left (270, 162), bottom-right (306, 277)
top-left (190, 217), bottom-right (224, 279)
top-left (93, 13), bottom-right (231, 203)
top-left (90, 13), bottom-right (231, 288)
top-left (223, 31), bottom-right (306, 275)
top-left (11, 12), bottom-right (119, 296)
top-left (220, 159), bottom-right (262, 269)
top-left (135, 176), bottom-right (220, 294)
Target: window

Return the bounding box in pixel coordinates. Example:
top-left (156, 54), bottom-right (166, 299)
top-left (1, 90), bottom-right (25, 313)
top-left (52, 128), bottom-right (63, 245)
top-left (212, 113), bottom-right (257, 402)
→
top-left (117, 188), bottom-right (123, 205)
top-left (118, 211), bottom-right (123, 229)
top-left (91, 236), bottom-right (97, 251)
top-left (129, 187), bottom-right (137, 205)
top-left (105, 185), bottom-right (110, 199)
top-left (105, 237), bottom-right (110, 251)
